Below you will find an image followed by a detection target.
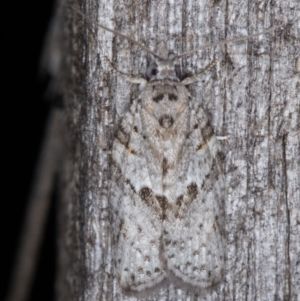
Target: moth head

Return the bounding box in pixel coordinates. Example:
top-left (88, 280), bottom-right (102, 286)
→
top-left (146, 42), bottom-right (181, 81)
top-left (146, 59), bottom-right (182, 81)
top-left (71, 6), bottom-right (283, 82)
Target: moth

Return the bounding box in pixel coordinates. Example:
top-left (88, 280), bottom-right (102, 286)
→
top-left (108, 49), bottom-right (225, 293)
top-left (73, 6), bottom-right (280, 293)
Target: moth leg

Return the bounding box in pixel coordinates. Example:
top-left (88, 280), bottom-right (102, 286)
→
top-left (181, 60), bottom-right (217, 85)
top-left (105, 57), bottom-right (147, 85)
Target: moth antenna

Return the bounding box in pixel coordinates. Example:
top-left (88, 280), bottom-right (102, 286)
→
top-left (70, 5), bottom-right (162, 60)
top-left (173, 24), bottom-right (283, 61)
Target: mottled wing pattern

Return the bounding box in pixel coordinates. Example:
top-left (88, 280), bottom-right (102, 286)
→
top-left (111, 98), bottom-right (166, 292)
top-left (111, 80), bottom-right (225, 291)
top-left (163, 99), bottom-right (225, 288)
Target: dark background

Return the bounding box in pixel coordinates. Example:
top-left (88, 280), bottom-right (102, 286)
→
top-left (2, 0), bottom-right (56, 300)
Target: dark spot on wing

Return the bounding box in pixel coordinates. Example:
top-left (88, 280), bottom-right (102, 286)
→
top-left (159, 114), bottom-right (174, 128)
top-left (139, 187), bottom-right (152, 202)
top-left (156, 195), bottom-right (168, 219)
top-left (139, 187), bottom-right (164, 218)
top-left (137, 267), bottom-right (144, 274)
top-left (176, 195), bottom-right (183, 207)
top-left (168, 93), bottom-right (178, 101)
top-left (196, 141), bottom-right (206, 150)
top-left (213, 222), bottom-right (217, 231)
top-left (127, 147), bottom-right (137, 155)
top-left (201, 172), bottom-right (213, 190)
top-left (156, 195), bottom-right (168, 208)
top-left (130, 274), bottom-right (135, 281)
top-left (153, 94), bottom-right (164, 102)
top-left (187, 182), bottom-right (198, 199)
top-left (125, 178), bottom-right (136, 193)
top-left (162, 157), bottom-right (169, 176)
top-left (119, 221), bottom-right (127, 238)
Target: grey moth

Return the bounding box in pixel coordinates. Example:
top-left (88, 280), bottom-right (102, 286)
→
top-left (108, 50), bottom-right (225, 292)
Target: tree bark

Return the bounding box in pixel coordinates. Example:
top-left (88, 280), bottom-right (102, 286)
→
top-left (45, 0), bottom-right (299, 300)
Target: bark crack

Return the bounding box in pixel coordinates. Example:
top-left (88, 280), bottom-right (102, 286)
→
top-left (282, 134), bottom-right (291, 301)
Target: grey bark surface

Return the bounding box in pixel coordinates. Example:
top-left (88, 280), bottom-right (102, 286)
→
top-left (45, 0), bottom-right (299, 300)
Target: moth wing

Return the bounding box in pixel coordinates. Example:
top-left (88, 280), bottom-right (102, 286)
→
top-left (163, 101), bottom-right (225, 288)
top-left (111, 98), bottom-right (166, 292)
